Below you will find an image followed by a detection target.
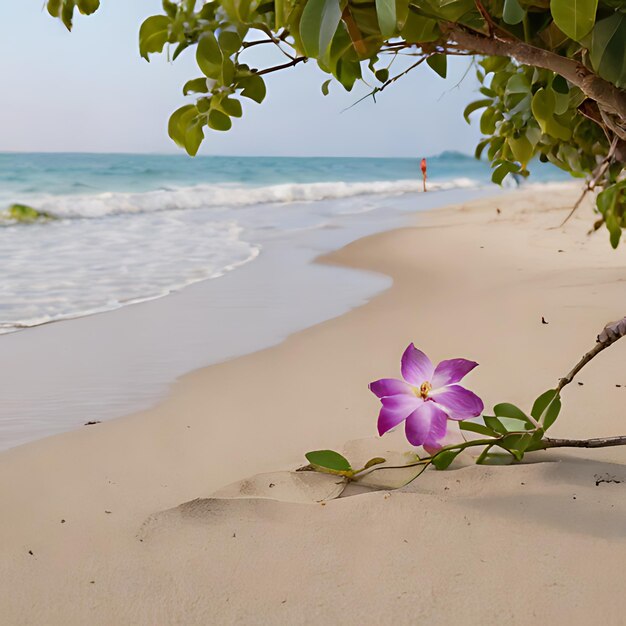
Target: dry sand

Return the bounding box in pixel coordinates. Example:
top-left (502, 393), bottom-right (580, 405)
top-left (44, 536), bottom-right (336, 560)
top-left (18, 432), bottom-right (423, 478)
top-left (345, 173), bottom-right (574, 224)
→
top-left (1, 183), bottom-right (626, 624)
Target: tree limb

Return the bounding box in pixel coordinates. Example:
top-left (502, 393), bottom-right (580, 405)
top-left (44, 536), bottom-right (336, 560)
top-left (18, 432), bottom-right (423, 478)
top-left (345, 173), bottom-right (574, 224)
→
top-left (447, 27), bottom-right (626, 122)
top-left (542, 436), bottom-right (626, 449)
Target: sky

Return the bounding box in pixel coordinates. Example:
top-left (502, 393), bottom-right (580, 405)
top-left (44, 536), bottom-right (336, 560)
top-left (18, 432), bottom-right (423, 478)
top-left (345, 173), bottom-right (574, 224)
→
top-left (0, 1), bottom-right (483, 157)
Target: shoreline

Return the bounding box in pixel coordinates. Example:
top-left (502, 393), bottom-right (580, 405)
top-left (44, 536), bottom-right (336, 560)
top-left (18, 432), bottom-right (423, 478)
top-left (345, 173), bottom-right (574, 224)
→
top-left (0, 185), bottom-right (497, 450)
top-left (2, 182), bottom-right (626, 623)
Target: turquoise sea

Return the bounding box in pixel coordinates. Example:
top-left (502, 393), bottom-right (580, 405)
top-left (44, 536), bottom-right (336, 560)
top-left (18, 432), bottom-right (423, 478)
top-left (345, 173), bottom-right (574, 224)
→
top-left (0, 151), bottom-right (568, 334)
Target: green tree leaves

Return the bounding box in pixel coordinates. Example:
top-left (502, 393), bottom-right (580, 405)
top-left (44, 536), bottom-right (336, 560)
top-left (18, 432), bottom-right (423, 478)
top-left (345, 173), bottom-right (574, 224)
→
top-left (590, 11), bottom-right (626, 88)
top-left (426, 54), bottom-right (447, 78)
top-left (168, 104), bottom-right (204, 156)
top-left (503, 0), bottom-right (525, 26)
top-left (597, 182), bottom-right (626, 248)
top-left (531, 87), bottom-right (571, 141)
top-left (300, 0), bottom-right (342, 57)
top-left (139, 15), bottom-right (171, 60)
top-left (375, 0), bottom-right (397, 38)
top-left (196, 32), bottom-right (223, 78)
top-left (550, 0), bottom-right (598, 42)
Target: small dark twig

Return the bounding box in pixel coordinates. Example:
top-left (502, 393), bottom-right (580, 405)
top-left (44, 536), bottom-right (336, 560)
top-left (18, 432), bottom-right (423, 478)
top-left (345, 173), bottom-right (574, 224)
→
top-left (254, 56), bottom-right (307, 76)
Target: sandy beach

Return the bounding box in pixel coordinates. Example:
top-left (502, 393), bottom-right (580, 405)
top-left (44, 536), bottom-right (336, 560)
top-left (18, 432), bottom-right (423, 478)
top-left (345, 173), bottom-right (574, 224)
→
top-left (1, 183), bottom-right (626, 624)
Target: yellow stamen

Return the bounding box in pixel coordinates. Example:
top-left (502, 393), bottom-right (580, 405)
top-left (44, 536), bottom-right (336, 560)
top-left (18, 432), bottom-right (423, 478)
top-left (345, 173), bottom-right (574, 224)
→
top-left (419, 381), bottom-right (432, 399)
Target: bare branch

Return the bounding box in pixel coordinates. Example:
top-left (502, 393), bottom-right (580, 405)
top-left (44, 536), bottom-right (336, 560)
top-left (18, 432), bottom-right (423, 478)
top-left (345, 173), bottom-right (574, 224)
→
top-left (542, 436), bottom-right (626, 449)
top-left (254, 56), bottom-right (307, 76)
top-left (556, 316), bottom-right (626, 394)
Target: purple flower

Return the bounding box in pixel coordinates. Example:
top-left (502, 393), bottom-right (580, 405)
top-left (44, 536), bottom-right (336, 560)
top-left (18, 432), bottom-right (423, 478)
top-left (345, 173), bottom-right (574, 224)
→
top-left (369, 344), bottom-right (484, 451)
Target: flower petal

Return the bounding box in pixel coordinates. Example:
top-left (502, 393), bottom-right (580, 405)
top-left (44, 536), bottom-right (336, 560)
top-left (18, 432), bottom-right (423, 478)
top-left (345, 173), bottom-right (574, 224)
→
top-left (401, 344), bottom-right (434, 386)
top-left (432, 358), bottom-right (479, 388)
top-left (423, 421), bottom-right (465, 455)
top-left (430, 384), bottom-right (484, 420)
top-left (369, 378), bottom-right (414, 398)
top-left (404, 401), bottom-right (448, 447)
top-left (377, 394), bottom-right (422, 436)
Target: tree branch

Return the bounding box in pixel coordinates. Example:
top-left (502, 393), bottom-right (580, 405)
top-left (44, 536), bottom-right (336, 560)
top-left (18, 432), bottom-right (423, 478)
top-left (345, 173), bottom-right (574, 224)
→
top-left (542, 436), bottom-right (626, 449)
top-left (447, 27), bottom-right (626, 122)
top-left (556, 317), bottom-right (626, 394)
top-left (254, 56), bottom-right (307, 76)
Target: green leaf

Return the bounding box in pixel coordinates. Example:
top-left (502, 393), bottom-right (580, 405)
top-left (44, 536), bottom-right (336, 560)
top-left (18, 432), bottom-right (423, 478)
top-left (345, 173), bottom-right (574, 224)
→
top-left (401, 12), bottom-right (440, 43)
top-left (305, 450), bottom-right (352, 472)
top-left (207, 109), bottom-right (232, 131)
top-left (493, 403), bottom-right (531, 423)
top-left (479, 453), bottom-right (515, 465)
top-left (139, 15), bottom-right (171, 61)
top-left (426, 54), bottom-right (447, 78)
top-left (219, 30), bottom-right (242, 55)
top-left (508, 134), bottom-right (533, 166)
top-left (321, 78), bottom-right (331, 95)
top-left (474, 139), bottom-right (490, 160)
top-left (550, 0), bottom-right (598, 42)
top-left (531, 389), bottom-right (558, 420)
top-left (459, 420), bottom-right (498, 437)
top-left (531, 88), bottom-right (572, 140)
top-left (543, 395), bottom-right (562, 430)
top-left (238, 74), bottom-right (267, 103)
top-left (590, 11), bottom-right (626, 88)
top-left (503, 0), bottom-right (525, 25)
top-left (300, 0), bottom-right (342, 57)
top-left (196, 32), bottom-right (223, 78)
top-left (426, 0), bottom-right (475, 21)
top-left (463, 98), bottom-right (491, 123)
top-left (183, 78), bottom-right (210, 95)
top-left (376, 0), bottom-right (396, 38)
top-left (47, 0), bottom-right (62, 18)
top-left (77, 0), bottom-right (100, 14)
top-left (480, 107), bottom-right (497, 134)
top-left (505, 73), bottom-right (531, 96)
top-left (168, 104), bottom-right (197, 148)
top-left (491, 161), bottom-right (519, 185)
top-left (525, 428), bottom-right (546, 452)
top-left (172, 42), bottom-right (189, 61)
top-left (606, 211), bottom-right (623, 249)
top-left (61, 1), bottom-right (75, 30)
top-left (432, 449), bottom-right (462, 470)
top-left (220, 97), bottom-right (243, 117)
top-left (484, 415), bottom-right (508, 435)
top-left (375, 68), bottom-right (389, 83)
top-left (184, 119), bottom-right (205, 157)
top-left (498, 433), bottom-right (532, 461)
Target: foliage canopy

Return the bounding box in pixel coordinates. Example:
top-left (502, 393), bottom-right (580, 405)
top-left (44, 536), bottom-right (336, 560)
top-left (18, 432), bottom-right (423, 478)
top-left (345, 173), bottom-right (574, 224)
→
top-left (47, 0), bottom-right (626, 244)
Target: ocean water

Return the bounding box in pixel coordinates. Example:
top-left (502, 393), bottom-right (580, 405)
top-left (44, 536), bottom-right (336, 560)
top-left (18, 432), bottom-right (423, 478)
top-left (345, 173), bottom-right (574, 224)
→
top-left (0, 152), bottom-right (568, 334)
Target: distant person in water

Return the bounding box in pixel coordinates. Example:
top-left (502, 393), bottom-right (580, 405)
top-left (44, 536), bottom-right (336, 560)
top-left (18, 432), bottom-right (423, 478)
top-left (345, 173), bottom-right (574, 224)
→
top-left (420, 158), bottom-right (427, 192)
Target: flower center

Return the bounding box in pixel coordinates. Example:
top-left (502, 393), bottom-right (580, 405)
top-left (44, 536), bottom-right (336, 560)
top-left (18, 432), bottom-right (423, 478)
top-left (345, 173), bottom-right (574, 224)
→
top-left (419, 381), bottom-right (432, 400)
